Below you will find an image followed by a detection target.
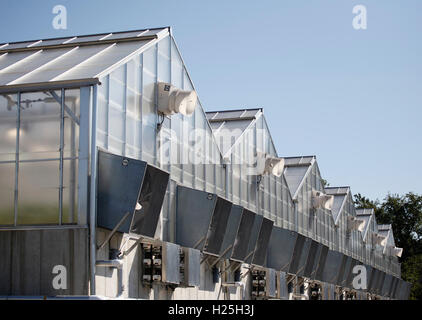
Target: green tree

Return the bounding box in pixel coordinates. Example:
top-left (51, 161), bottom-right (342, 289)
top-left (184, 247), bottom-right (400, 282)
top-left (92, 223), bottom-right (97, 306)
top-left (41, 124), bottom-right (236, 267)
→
top-left (354, 192), bottom-right (422, 299)
top-left (401, 254), bottom-right (422, 300)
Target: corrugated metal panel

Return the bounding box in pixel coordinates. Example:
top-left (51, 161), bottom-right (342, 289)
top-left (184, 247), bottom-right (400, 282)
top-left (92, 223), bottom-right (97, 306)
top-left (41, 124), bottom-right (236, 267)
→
top-left (0, 228), bottom-right (88, 295)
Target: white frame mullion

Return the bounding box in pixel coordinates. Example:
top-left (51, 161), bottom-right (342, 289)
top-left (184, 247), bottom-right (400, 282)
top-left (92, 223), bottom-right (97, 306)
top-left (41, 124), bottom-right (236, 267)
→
top-left (13, 92), bottom-right (20, 226)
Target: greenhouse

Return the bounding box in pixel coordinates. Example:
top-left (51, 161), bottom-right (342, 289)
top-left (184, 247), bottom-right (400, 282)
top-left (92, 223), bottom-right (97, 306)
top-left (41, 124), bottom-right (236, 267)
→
top-left (0, 27), bottom-right (411, 299)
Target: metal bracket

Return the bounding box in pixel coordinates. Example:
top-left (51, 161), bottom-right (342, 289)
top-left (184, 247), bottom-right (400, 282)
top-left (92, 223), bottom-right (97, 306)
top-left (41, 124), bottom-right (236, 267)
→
top-left (120, 234), bottom-right (145, 258)
top-left (208, 244), bottom-right (233, 269)
top-left (97, 211), bottom-right (131, 252)
top-left (49, 90), bottom-right (80, 126)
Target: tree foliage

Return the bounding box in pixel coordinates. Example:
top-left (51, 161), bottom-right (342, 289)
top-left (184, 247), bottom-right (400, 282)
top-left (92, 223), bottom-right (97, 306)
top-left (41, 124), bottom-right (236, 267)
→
top-left (354, 192), bottom-right (422, 300)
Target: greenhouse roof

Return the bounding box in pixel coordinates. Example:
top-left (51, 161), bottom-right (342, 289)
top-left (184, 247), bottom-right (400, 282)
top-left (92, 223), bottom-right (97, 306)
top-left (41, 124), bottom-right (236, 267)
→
top-left (206, 108), bottom-right (262, 157)
top-left (284, 156), bottom-right (315, 166)
top-left (0, 27), bottom-right (169, 93)
top-left (325, 186), bottom-right (350, 195)
top-left (356, 208), bottom-right (375, 216)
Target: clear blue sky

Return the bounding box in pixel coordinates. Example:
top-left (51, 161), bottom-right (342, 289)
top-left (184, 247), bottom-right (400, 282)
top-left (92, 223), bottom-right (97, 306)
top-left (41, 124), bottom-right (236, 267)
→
top-left (1, 0), bottom-right (421, 201)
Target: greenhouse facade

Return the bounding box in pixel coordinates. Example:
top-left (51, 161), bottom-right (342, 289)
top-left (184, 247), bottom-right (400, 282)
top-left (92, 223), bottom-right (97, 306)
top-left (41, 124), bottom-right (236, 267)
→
top-left (0, 27), bottom-right (411, 299)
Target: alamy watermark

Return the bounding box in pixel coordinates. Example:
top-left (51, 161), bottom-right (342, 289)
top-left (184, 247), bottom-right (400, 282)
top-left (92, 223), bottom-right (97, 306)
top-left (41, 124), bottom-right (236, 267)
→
top-left (352, 264), bottom-right (367, 290)
top-left (352, 5), bottom-right (367, 30)
top-left (52, 5), bottom-right (67, 30)
top-left (52, 265), bottom-right (67, 290)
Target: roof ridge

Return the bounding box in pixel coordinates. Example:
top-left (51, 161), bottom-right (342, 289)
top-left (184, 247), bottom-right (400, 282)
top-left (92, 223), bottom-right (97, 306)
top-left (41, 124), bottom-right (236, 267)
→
top-left (0, 26), bottom-right (170, 47)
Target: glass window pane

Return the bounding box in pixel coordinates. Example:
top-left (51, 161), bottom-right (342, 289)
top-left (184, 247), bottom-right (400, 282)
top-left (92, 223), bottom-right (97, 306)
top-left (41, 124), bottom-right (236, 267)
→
top-left (19, 92), bottom-right (60, 160)
top-left (0, 163), bottom-right (15, 225)
top-left (17, 161), bottom-right (59, 225)
top-left (158, 36), bottom-right (170, 83)
top-left (62, 159), bottom-right (78, 224)
top-left (0, 94), bottom-right (17, 161)
top-left (64, 89), bottom-right (80, 158)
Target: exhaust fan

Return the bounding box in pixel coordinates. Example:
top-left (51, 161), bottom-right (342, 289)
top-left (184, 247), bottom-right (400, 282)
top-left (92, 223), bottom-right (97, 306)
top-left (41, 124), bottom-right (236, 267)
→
top-left (256, 152), bottom-right (284, 177)
top-left (312, 190), bottom-right (334, 211)
top-left (372, 233), bottom-right (385, 246)
top-left (157, 82), bottom-right (198, 116)
top-left (393, 247), bottom-right (403, 258)
top-left (347, 216), bottom-right (365, 232)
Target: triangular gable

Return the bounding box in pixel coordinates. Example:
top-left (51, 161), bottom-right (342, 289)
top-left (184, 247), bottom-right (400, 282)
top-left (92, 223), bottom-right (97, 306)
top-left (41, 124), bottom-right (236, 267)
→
top-left (325, 187), bottom-right (349, 225)
top-left (206, 109), bottom-right (261, 157)
top-left (378, 224), bottom-right (396, 248)
top-left (283, 156), bottom-right (315, 199)
top-left (356, 208), bottom-right (375, 242)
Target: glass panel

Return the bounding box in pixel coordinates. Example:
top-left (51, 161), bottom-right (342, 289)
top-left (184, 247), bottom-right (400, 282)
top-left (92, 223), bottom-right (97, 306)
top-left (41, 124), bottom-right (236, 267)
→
top-left (97, 76), bottom-right (109, 135)
top-left (0, 163), bottom-right (15, 225)
top-left (142, 124), bottom-right (155, 163)
top-left (62, 159), bottom-right (78, 224)
top-left (17, 161), bottom-right (59, 225)
top-left (19, 92), bottom-right (60, 160)
top-left (109, 65), bottom-right (125, 111)
top-left (158, 36), bottom-right (170, 83)
top-left (171, 39), bottom-right (183, 88)
top-left (0, 94), bottom-right (17, 161)
top-left (142, 47), bottom-right (157, 126)
top-left (64, 89), bottom-right (80, 158)
top-left (108, 65), bottom-right (126, 154)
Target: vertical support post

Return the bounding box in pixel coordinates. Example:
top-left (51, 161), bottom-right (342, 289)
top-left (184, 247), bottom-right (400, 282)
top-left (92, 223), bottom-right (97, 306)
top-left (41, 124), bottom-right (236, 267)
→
top-left (70, 100), bottom-right (76, 222)
top-left (123, 63), bottom-right (127, 157)
top-left (59, 88), bottom-right (65, 225)
top-left (78, 87), bottom-right (91, 225)
top-left (14, 92), bottom-right (21, 226)
top-left (89, 85), bottom-right (98, 295)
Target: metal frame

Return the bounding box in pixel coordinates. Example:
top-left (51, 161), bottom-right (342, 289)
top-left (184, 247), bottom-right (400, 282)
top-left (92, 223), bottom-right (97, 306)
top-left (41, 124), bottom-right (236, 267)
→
top-left (1, 88), bottom-right (86, 228)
